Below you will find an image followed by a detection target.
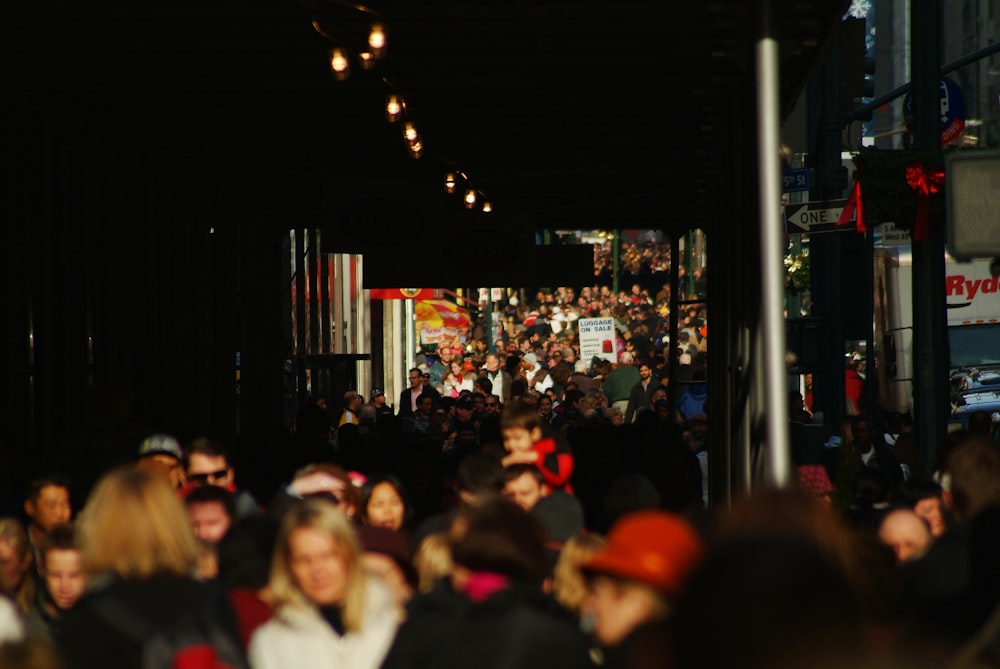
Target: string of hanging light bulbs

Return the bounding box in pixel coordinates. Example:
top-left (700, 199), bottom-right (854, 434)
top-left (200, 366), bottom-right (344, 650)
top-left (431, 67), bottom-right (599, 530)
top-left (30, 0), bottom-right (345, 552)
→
top-left (310, 2), bottom-right (493, 213)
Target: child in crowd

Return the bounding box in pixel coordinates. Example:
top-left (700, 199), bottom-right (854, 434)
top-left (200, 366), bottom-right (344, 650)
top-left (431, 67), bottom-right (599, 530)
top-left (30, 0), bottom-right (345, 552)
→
top-left (500, 401), bottom-right (574, 493)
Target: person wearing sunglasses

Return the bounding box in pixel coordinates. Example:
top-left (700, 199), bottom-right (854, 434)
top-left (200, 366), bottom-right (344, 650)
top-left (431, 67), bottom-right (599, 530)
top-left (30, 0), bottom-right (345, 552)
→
top-left (185, 437), bottom-right (260, 518)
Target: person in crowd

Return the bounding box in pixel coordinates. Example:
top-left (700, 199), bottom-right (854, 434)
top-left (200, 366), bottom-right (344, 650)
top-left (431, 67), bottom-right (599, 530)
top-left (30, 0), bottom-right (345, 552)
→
top-left (551, 533), bottom-right (605, 620)
top-left (900, 479), bottom-right (948, 539)
top-left (23, 476), bottom-right (72, 570)
top-left (483, 394), bottom-right (502, 419)
top-left (270, 463), bottom-right (360, 522)
top-left (184, 484), bottom-right (236, 543)
top-left (603, 406), bottom-right (625, 426)
top-left (411, 453), bottom-right (505, 549)
top-left (428, 346), bottom-right (457, 391)
top-left (601, 352), bottom-right (639, 415)
top-left (248, 498), bottom-right (400, 669)
top-left (338, 390), bottom-right (363, 427)
top-left (676, 366), bottom-right (709, 422)
top-left (797, 464), bottom-right (836, 506)
top-left (136, 434), bottom-right (187, 490)
top-left (551, 389), bottom-right (586, 432)
top-left (581, 510), bottom-right (703, 666)
top-left (356, 526), bottom-right (415, 609)
top-left (24, 524), bottom-right (86, 640)
top-left (789, 390), bottom-right (812, 424)
top-left (531, 492), bottom-right (585, 562)
top-left (185, 437), bottom-right (260, 518)
top-left (479, 353), bottom-right (513, 404)
top-left (360, 475), bottom-right (411, 533)
top-left (624, 361), bottom-right (657, 423)
top-left (0, 639), bottom-right (63, 668)
top-left (365, 388), bottom-right (394, 419)
top-left (216, 514), bottom-right (280, 650)
top-left (900, 435), bottom-right (1000, 649)
top-left (0, 518), bottom-right (36, 614)
top-left (57, 466), bottom-right (245, 669)
top-left (878, 508), bottom-right (932, 564)
top-left (398, 368), bottom-right (440, 418)
top-left (381, 496), bottom-right (592, 669)
top-left (836, 415), bottom-right (905, 503)
top-left (503, 464), bottom-right (549, 512)
top-left (538, 393), bottom-right (555, 424)
top-left (443, 395), bottom-right (479, 455)
top-left (412, 533), bottom-right (453, 595)
top-left (500, 401), bottom-right (573, 493)
top-left (440, 358), bottom-right (474, 399)
top-left (672, 533), bottom-right (866, 669)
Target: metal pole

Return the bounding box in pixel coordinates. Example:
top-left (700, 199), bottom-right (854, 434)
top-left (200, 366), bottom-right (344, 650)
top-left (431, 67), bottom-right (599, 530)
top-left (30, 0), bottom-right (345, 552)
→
top-left (404, 299), bottom-right (416, 376)
top-left (612, 230), bottom-right (620, 295)
top-left (756, 0), bottom-right (791, 488)
top-left (486, 287), bottom-right (494, 352)
top-left (911, 0), bottom-right (947, 474)
top-left (849, 42), bottom-right (1000, 122)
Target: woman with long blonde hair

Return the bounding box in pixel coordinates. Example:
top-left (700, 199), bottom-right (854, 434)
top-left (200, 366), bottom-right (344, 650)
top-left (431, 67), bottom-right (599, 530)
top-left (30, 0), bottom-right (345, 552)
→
top-left (249, 498), bottom-right (400, 669)
top-left (56, 466), bottom-right (246, 668)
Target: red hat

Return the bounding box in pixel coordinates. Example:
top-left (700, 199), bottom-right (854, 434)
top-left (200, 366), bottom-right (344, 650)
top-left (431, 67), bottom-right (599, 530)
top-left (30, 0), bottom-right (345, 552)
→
top-left (581, 510), bottom-right (702, 596)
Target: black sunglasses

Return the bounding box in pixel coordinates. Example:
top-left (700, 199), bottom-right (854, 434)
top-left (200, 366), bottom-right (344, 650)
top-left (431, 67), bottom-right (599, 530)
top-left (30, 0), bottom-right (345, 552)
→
top-left (188, 469), bottom-right (228, 485)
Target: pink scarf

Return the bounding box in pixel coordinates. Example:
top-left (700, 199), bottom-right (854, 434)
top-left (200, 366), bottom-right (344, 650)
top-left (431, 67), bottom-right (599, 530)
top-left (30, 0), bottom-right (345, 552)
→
top-left (461, 571), bottom-right (510, 603)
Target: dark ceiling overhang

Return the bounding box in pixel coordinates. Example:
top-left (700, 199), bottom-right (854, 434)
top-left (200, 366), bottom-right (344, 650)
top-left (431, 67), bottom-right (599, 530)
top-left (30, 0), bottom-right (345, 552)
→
top-left (4, 0), bottom-right (849, 231)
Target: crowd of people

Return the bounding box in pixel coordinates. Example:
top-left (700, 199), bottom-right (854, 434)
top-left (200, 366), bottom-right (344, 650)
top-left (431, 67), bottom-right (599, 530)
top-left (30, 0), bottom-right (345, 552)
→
top-left (0, 359), bottom-right (999, 669)
top-left (3, 250), bottom-right (1000, 668)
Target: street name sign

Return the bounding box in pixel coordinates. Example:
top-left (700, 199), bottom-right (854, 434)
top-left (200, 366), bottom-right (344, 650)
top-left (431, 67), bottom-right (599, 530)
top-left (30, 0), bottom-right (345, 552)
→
top-left (784, 199), bottom-right (853, 234)
top-left (783, 168), bottom-right (811, 193)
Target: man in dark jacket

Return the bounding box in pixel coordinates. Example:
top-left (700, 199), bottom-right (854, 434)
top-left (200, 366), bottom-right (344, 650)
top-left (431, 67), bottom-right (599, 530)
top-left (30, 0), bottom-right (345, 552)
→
top-left (398, 368), bottom-right (441, 417)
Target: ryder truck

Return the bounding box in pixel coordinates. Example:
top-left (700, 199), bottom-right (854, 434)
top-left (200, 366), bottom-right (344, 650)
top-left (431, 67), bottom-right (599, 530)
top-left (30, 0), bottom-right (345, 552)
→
top-left (873, 246), bottom-right (1000, 421)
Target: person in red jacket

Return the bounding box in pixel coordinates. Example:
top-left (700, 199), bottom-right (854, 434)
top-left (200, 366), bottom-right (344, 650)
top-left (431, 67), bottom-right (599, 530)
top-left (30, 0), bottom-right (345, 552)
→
top-left (500, 401), bottom-right (573, 493)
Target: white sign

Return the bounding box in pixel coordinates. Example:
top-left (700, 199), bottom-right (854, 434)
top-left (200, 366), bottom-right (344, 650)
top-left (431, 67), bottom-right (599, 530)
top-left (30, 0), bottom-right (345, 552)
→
top-left (477, 287), bottom-right (505, 302)
top-left (784, 199), bottom-right (853, 234)
top-left (875, 222), bottom-right (911, 247)
top-left (577, 317), bottom-right (619, 364)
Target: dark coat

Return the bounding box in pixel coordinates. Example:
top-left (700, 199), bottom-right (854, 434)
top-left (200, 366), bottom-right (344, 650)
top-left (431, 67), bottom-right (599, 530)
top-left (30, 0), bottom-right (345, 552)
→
top-left (625, 379), bottom-right (659, 423)
top-left (397, 385), bottom-right (442, 417)
top-left (381, 580), bottom-right (592, 669)
top-left (56, 574), bottom-right (244, 669)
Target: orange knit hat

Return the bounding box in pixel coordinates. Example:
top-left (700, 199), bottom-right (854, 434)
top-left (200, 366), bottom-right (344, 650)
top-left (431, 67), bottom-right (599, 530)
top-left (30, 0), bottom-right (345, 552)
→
top-left (581, 510), bottom-right (703, 596)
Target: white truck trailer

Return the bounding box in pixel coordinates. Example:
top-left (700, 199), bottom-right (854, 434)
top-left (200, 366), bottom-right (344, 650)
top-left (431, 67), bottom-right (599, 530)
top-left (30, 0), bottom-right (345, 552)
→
top-left (873, 245), bottom-right (1000, 424)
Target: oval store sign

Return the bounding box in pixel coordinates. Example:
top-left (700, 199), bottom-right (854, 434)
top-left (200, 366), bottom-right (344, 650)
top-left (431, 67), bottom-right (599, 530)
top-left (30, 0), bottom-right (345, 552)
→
top-left (444, 228), bottom-right (520, 273)
top-left (339, 198), bottom-right (425, 248)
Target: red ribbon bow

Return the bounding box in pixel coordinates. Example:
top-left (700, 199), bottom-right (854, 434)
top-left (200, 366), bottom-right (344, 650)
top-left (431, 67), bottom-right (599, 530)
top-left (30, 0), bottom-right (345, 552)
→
top-left (837, 177), bottom-right (865, 233)
top-left (905, 162), bottom-right (945, 242)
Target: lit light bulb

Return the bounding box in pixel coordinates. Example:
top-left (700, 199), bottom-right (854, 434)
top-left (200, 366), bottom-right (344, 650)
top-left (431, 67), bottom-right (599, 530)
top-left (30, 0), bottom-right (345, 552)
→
top-left (408, 140), bottom-right (424, 159)
top-left (464, 189), bottom-right (477, 209)
top-left (368, 23), bottom-right (386, 55)
top-left (481, 200), bottom-right (493, 213)
top-left (385, 94), bottom-right (404, 122)
top-left (445, 172), bottom-right (457, 193)
top-left (329, 48), bottom-right (349, 81)
top-left (358, 51), bottom-right (376, 70)
top-left (403, 122), bottom-right (418, 142)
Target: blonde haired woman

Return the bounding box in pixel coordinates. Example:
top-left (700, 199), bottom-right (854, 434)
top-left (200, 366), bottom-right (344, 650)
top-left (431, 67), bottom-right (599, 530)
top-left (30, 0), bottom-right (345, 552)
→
top-left (56, 467), bottom-right (246, 669)
top-left (412, 532), bottom-right (453, 594)
top-left (552, 533), bottom-right (605, 617)
top-left (249, 498), bottom-right (400, 669)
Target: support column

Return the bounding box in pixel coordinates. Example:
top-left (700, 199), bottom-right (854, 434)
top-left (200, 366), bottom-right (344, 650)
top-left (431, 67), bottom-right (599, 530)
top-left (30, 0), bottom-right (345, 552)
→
top-left (911, 0), bottom-right (947, 473)
top-left (755, 0), bottom-right (791, 488)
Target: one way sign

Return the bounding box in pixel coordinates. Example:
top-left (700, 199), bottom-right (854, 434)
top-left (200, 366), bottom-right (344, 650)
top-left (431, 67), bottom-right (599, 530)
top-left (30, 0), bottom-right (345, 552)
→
top-left (783, 199), bottom-right (854, 234)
